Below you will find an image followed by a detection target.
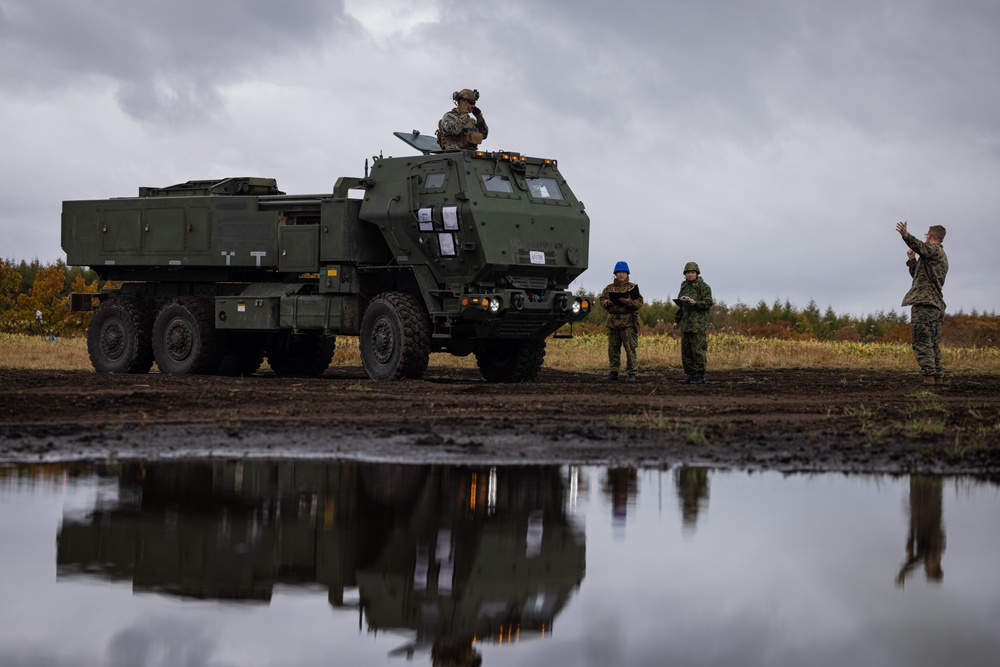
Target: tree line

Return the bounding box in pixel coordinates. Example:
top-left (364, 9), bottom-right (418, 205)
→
top-left (2, 258), bottom-right (997, 348)
top-left (574, 289), bottom-right (999, 348)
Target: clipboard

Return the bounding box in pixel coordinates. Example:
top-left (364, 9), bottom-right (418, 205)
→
top-left (609, 286), bottom-right (640, 304)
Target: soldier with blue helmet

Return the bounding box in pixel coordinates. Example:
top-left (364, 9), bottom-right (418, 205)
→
top-left (673, 261), bottom-right (714, 384)
top-left (599, 261), bottom-right (643, 381)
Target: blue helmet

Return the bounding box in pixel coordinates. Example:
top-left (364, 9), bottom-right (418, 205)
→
top-left (613, 261), bottom-right (630, 274)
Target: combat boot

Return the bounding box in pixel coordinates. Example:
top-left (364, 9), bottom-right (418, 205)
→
top-left (603, 372), bottom-right (619, 382)
top-left (922, 376), bottom-right (936, 385)
top-left (688, 377), bottom-right (705, 384)
top-left (626, 374), bottom-right (637, 382)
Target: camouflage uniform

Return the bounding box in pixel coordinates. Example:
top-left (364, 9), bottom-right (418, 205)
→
top-left (599, 278), bottom-right (643, 378)
top-left (674, 263), bottom-right (713, 381)
top-left (901, 232), bottom-right (948, 378)
top-left (437, 109), bottom-right (488, 150)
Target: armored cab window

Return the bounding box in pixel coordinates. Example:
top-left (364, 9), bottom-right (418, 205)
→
top-left (423, 173), bottom-right (446, 189)
top-left (481, 174), bottom-right (513, 193)
top-left (526, 177), bottom-right (564, 201)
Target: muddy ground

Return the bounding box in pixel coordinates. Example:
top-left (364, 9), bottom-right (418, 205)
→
top-left (1, 367), bottom-right (999, 474)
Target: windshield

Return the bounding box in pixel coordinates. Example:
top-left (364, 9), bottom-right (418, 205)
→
top-left (526, 177), bottom-right (564, 200)
top-left (481, 174), bottom-right (513, 193)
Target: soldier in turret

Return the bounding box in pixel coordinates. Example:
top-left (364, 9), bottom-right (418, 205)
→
top-left (437, 89), bottom-right (489, 150)
top-left (673, 261), bottom-right (713, 384)
top-left (896, 221), bottom-right (949, 384)
top-left (599, 261), bottom-right (643, 381)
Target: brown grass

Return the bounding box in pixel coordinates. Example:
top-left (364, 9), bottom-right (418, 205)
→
top-left (0, 333), bottom-right (94, 371)
top-left (3, 332), bottom-right (999, 374)
top-left (544, 332), bottom-right (1000, 373)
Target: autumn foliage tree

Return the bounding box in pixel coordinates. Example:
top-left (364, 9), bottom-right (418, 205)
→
top-left (0, 260), bottom-right (23, 331)
top-left (1, 258), bottom-right (100, 336)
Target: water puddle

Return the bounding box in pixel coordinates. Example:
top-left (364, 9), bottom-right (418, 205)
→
top-left (1, 461), bottom-right (998, 666)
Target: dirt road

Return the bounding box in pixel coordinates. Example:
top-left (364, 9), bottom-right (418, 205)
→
top-left (1, 367), bottom-right (998, 474)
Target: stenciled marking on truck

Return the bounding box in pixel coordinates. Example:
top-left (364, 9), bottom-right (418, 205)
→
top-left (219, 250), bottom-right (266, 267)
top-left (509, 240), bottom-right (565, 250)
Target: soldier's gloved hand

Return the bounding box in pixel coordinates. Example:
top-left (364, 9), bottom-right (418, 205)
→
top-left (468, 132), bottom-right (484, 144)
top-left (471, 107), bottom-right (483, 115)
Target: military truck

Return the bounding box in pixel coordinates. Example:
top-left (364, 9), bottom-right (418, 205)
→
top-left (62, 132), bottom-right (590, 381)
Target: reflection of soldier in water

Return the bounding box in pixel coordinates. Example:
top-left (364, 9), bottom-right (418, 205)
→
top-left (603, 467), bottom-right (638, 528)
top-left (675, 467), bottom-right (710, 530)
top-left (896, 475), bottom-right (946, 588)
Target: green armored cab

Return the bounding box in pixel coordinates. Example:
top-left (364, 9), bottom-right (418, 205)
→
top-left (62, 132), bottom-right (591, 381)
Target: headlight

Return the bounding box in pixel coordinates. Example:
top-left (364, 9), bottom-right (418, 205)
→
top-left (489, 297), bottom-right (501, 313)
top-left (571, 299), bottom-right (582, 314)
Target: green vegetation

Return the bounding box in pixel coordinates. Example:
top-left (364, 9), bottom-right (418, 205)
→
top-left (609, 409), bottom-right (709, 444)
top-left (3, 257), bottom-right (999, 362)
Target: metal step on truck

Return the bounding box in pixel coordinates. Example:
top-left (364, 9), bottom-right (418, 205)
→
top-left (62, 131), bottom-right (591, 381)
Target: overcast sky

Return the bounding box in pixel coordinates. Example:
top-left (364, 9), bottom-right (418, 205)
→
top-left (2, 0), bottom-right (998, 316)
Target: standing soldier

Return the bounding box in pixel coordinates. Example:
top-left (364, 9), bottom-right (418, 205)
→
top-left (437, 88), bottom-right (489, 150)
top-left (599, 261), bottom-right (643, 381)
top-left (673, 261), bottom-right (713, 384)
top-left (896, 221), bottom-right (949, 384)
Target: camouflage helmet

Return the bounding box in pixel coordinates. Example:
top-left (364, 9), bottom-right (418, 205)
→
top-left (683, 261), bottom-right (700, 274)
top-left (452, 88), bottom-right (480, 103)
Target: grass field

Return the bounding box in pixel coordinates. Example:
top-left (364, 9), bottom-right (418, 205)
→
top-left (3, 332), bottom-right (1000, 374)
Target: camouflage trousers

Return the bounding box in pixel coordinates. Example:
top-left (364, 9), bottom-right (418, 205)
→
top-left (608, 327), bottom-right (639, 375)
top-left (910, 305), bottom-right (944, 377)
top-left (681, 332), bottom-right (708, 379)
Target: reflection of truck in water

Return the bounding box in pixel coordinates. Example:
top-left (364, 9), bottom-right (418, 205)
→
top-left (56, 461), bottom-right (586, 654)
top-left (62, 133), bottom-right (591, 381)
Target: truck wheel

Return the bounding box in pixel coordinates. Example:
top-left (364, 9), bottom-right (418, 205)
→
top-left (266, 333), bottom-right (334, 377)
top-left (152, 296), bottom-right (222, 374)
top-left (217, 333), bottom-right (266, 377)
top-left (87, 297), bottom-right (154, 374)
top-left (475, 339), bottom-right (546, 382)
top-left (360, 292), bottom-right (431, 380)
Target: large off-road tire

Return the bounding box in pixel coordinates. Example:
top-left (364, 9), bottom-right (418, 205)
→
top-left (475, 338), bottom-right (546, 383)
top-left (87, 297), bottom-right (154, 374)
top-left (151, 296), bottom-right (222, 374)
top-left (217, 332), bottom-right (266, 377)
top-left (359, 292), bottom-right (431, 380)
top-left (266, 332), bottom-right (335, 377)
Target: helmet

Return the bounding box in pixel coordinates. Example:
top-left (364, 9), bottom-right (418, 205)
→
top-left (683, 262), bottom-right (700, 274)
top-left (453, 88), bottom-right (480, 103)
top-left (613, 261), bottom-right (630, 274)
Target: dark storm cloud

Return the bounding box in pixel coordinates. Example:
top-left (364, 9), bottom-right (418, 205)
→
top-left (0, 0), bottom-right (349, 125)
top-left (432, 0), bottom-right (1000, 145)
